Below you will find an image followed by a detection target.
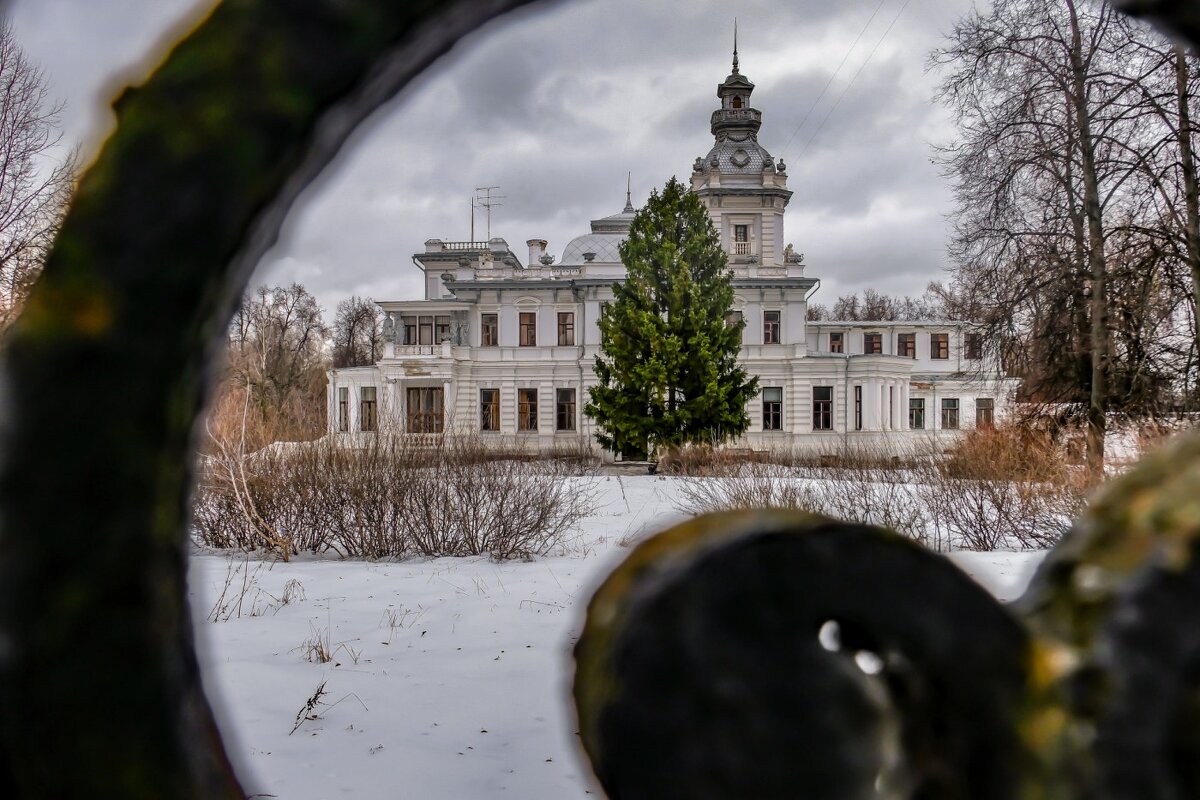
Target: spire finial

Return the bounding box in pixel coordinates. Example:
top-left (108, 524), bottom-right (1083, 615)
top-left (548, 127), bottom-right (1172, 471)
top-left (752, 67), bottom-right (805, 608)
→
top-left (624, 172), bottom-right (634, 212)
top-left (732, 19), bottom-right (739, 74)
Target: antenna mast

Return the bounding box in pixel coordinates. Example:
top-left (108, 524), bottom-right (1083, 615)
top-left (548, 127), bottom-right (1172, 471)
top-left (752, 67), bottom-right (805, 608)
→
top-left (474, 185), bottom-right (504, 241)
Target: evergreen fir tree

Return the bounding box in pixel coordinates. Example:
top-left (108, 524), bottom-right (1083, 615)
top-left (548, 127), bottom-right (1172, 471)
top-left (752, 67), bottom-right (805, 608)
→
top-left (586, 177), bottom-right (758, 459)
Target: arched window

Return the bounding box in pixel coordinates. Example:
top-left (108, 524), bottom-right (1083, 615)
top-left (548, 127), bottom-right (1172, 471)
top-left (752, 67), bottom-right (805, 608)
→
top-left (732, 96), bottom-right (743, 109)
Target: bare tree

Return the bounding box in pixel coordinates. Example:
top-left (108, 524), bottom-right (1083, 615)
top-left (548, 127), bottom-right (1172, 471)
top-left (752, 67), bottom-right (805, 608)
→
top-left (0, 23), bottom-right (77, 328)
top-left (226, 283), bottom-right (329, 439)
top-left (933, 0), bottom-right (1155, 476)
top-left (331, 295), bottom-right (383, 368)
top-left (808, 288), bottom-right (946, 322)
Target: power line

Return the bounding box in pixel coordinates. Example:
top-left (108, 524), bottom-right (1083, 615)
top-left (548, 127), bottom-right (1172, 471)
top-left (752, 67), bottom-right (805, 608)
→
top-left (796, 0), bottom-right (914, 162)
top-left (780, 0), bottom-right (889, 158)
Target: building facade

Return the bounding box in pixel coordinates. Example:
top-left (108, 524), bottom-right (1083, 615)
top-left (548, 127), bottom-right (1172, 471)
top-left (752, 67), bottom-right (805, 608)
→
top-left (327, 54), bottom-right (1015, 457)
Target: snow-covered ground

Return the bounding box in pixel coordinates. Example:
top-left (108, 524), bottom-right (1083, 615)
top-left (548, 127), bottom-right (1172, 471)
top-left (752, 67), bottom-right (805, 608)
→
top-left (190, 475), bottom-right (1047, 799)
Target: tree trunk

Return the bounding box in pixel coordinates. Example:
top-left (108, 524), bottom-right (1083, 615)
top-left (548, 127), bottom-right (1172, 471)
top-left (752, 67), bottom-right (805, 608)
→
top-left (1176, 47), bottom-right (1200, 394)
top-left (1066, 0), bottom-right (1109, 479)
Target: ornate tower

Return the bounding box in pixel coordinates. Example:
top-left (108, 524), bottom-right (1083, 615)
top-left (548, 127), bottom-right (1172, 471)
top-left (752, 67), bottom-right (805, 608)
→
top-left (691, 36), bottom-right (794, 272)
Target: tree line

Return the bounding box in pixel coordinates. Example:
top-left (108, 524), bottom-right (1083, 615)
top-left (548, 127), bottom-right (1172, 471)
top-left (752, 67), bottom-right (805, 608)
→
top-left (216, 285), bottom-right (387, 446)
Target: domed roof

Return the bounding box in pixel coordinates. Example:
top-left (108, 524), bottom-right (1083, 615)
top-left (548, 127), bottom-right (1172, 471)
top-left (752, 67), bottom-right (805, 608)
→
top-left (704, 134), bottom-right (773, 174)
top-left (561, 232), bottom-right (626, 265)
top-left (559, 196), bottom-right (636, 265)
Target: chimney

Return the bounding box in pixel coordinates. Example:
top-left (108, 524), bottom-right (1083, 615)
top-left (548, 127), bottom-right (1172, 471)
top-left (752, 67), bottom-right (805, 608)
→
top-left (526, 238), bottom-right (547, 268)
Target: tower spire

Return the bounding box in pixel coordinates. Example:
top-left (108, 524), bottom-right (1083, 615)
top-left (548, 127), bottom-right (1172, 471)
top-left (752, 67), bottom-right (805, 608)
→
top-left (732, 19), bottom-right (739, 74)
top-left (625, 172), bottom-right (633, 212)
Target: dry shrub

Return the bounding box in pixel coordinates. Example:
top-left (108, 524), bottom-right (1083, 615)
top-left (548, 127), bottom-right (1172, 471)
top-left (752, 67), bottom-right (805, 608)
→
top-left (192, 434), bottom-right (596, 561)
top-left (921, 425), bottom-right (1092, 550)
top-left (675, 434), bottom-right (1090, 552)
top-left (675, 443), bottom-right (933, 547)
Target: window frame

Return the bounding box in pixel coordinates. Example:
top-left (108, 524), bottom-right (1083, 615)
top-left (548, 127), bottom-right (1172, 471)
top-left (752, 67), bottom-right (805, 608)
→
top-left (909, 397), bottom-right (925, 430)
top-left (763, 310), bottom-right (781, 344)
top-left (557, 311), bottom-right (575, 346)
top-left (406, 387), bottom-right (444, 433)
top-left (360, 386), bottom-right (377, 432)
top-left (517, 388), bottom-right (538, 432)
top-left (897, 332), bottom-right (915, 358)
top-left (812, 386), bottom-right (833, 431)
top-left (965, 332), bottom-right (983, 360)
top-left (975, 397), bottom-right (994, 428)
top-left (931, 332), bottom-right (950, 360)
top-left (829, 332), bottom-right (843, 353)
top-left (434, 314), bottom-right (452, 343)
top-left (941, 397), bottom-right (959, 430)
top-left (854, 385), bottom-right (862, 431)
top-left (555, 388), bottom-right (577, 431)
top-left (762, 386), bottom-right (783, 431)
top-left (864, 332), bottom-right (882, 354)
top-left (480, 313), bottom-right (498, 347)
top-left (519, 311), bottom-right (537, 347)
top-left (480, 388), bottom-right (500, 432)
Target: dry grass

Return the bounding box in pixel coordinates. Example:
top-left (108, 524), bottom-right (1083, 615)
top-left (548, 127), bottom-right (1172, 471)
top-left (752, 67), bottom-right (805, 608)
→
top-left (676, 429), bottom-right (1094, 552)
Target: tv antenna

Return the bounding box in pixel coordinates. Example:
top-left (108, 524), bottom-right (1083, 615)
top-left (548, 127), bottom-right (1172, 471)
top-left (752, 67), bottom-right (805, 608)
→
top-left (473, 185), bottom-right (504, 241)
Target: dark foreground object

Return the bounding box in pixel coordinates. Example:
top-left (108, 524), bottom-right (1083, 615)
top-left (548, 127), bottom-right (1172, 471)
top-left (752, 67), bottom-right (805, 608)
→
top-left (0, 1), bottom-right (542, 796)
top-left (575, 433), bottom-right (1200, 799)
top-left (1, 0), bottom-right (1199, 797)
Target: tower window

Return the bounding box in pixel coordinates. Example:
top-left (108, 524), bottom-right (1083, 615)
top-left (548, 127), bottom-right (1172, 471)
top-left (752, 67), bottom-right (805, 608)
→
top-left (734, 224), bottom-right (748, 243)
top-left (732, 96), bottom-right (743, 109)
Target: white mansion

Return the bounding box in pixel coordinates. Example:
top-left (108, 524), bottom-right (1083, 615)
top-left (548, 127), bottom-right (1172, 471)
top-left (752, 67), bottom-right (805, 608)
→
top-left (327, 54), bottom-right (1015, 457)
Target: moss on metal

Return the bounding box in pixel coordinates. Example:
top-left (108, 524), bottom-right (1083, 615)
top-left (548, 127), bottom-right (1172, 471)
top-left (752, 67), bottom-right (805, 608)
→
top-left (0, 1), bottom-right (543, 796)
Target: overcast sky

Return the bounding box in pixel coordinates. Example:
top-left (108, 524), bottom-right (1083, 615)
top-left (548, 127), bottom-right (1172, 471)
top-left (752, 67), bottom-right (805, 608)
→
top-left (8, 0), bottom-right (978, 317)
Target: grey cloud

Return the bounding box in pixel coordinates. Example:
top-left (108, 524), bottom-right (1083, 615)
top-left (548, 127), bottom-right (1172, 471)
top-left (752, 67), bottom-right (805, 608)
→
top-left (11, 0), bottom-right (980, 315)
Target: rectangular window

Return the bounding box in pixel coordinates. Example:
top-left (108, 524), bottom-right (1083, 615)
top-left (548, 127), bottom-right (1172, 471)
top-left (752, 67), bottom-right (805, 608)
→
top-left (360, 386), bottom-right (377, 432)
top-left (763, 310), bottom-right (781, 344)
top-left (909, 398), bottom-right (925, 430)
top-left (725, 310), bottom-right (743, 328)
top-left (480, 388), bottom-right (499, 432)
top-left (519, 312), bottom-right (537, 347)
top-left (406, 387), bottom-right (444, 433)
top-left (402, 316), bottom-right (417, 345)
top-left (854, 385), bottom-right (862, 431)
top-left (931, 333), bottom-right (949, 360)
top-left (518, 388), bottom-right (538, 431)
top-left (481, 313), bottom-right (498, 346)
top-left (898, 333), bottom-right (915, 358)
top-left (557, 312), bottom-right (575, 346)
top-left (734, 224), bottom-right (748, 243)
top-left (762, 387), bottom-right (782, 431)
top-left (556, 388), bottom-right (577, 431)
top-left (338, 387), bottom-right (349, 432)
top-left (829, 332), bottom-right (843, 353)
top-left (435, 315), bottom-right (452, 343)
top-left (941, 398), bottom-right (959, 430)
top-left (813, 386), bottom-right (833, 431)
top-left (864, 332), bottom-right (882, 354)
top-left (976, 398), bottom-right (994, 428)
top-left (418, 315), bottom-right (434, 345)
top-left (965, 332), bottom-right (983, 360)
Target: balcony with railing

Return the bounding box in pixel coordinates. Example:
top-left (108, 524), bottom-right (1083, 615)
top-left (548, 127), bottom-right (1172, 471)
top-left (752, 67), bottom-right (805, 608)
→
top-left (439, 241), bottom-right (490, 251)
top-left (731, 241), bottom-right (756, 256)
